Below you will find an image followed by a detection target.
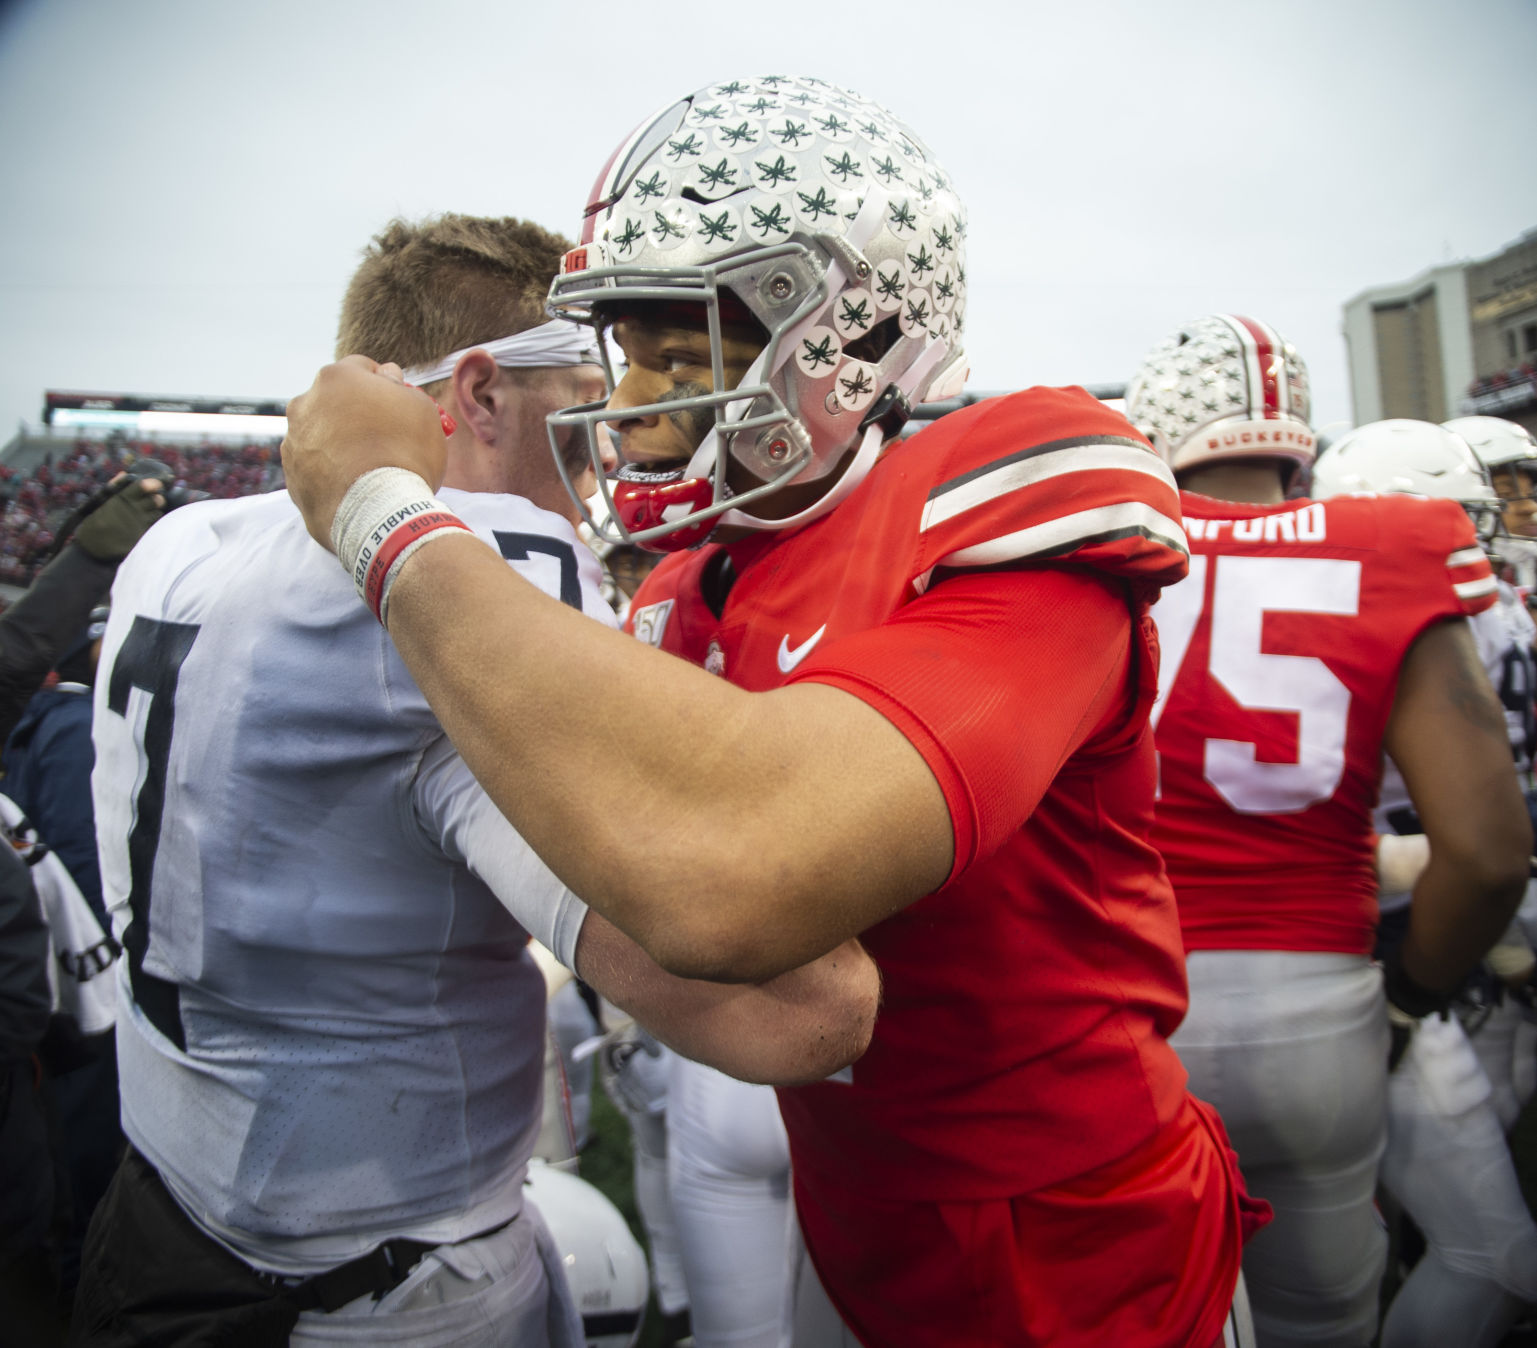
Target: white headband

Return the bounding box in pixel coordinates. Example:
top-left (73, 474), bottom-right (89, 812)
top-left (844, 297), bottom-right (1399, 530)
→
top-left (401, 317), bottom-right (602, 386)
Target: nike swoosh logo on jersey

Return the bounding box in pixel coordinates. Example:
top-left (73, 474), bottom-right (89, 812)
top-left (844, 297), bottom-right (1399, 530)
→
top-left (777, 625), bottom-right (827, 673)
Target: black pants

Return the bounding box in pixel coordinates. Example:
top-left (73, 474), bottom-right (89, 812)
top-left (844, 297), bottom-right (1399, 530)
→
top-left (70, 1148), bottom-right (300, 1348)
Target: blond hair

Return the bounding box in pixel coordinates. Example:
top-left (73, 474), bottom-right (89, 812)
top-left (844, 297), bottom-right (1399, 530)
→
top-left (335, 214), bottom-right (572, 367)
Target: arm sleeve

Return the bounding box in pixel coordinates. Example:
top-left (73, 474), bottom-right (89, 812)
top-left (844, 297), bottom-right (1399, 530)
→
top-left (789, 565), bottom-right (1141, 880)
top-left (0, 545), bottom-right (115, 743)
top-left (413, 735), bottom-right (589, 968)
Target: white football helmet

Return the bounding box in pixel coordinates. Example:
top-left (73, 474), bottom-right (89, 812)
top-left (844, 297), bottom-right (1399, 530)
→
top-left (546, 74), bottom-right (968, 550)
top-left (1442, 417), bottom-right (1537, 569)
top-left (1125, 314), bottom-right (1314, 478)
top-left (1442, 415), bottom-right (1537, 477)
top-left (525, 1161), bottom-right (648, 1348)
top-left (1312, 419), bottom-right (1503, 546)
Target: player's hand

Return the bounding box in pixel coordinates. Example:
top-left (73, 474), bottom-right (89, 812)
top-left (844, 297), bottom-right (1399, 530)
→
top-left (72, 474), bottom-right (166, 562)
top-left (282, 356), bottom-right (448, 552)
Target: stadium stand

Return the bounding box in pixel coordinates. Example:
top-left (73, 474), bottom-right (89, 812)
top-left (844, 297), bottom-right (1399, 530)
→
top-left (0, 431), bottom-right (280, 593)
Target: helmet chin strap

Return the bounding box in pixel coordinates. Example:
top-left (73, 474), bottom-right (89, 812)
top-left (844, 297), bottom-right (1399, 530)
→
top-left (714, 420), bottom-right (887, 535)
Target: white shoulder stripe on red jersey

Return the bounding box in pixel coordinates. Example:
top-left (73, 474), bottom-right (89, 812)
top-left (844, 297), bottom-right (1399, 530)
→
top-left (1454, 575), bottom-right (1498, 602)
top-left (920, 436), bottom-right (1175, 534)
top-left (1446, 546), bottom-right (1485, 569)
top-left (923, 499), bottom-right (1187, 578)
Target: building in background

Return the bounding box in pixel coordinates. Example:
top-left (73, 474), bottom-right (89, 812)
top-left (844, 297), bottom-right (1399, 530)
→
top-left (1343, 228), bottom-right (1537, 433)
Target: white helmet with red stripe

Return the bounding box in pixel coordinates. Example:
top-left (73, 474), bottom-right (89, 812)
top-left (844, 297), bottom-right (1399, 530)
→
top-left (545, 74), bottom-right (968, 551)
top-left (1125, 314), bottom-right (1314, 477)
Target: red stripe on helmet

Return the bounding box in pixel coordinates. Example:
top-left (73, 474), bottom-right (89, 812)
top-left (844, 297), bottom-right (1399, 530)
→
top-left (579, 142), bottom-right (624, 245)
top-left (1229, 314), bottom-right (1283, 420)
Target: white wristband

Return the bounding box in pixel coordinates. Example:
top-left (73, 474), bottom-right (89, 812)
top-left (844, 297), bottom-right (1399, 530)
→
top-left (330, 467), bottom-right (471, 623)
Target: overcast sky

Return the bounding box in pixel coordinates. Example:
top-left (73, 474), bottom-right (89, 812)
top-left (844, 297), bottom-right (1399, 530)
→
top-left (2, 0), bottom-right (1534, 444)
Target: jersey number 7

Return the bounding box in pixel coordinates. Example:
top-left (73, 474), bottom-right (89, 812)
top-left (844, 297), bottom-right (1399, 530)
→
top-left (105, 615), bottom-right (200, 1049)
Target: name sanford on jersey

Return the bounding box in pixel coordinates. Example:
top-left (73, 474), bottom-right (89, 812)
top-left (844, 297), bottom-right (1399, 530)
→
top-left (1184, 501), bottom-right (1326, 544)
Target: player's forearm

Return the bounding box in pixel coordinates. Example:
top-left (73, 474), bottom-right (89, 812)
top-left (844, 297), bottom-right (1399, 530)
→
top-left (1386, 617), bottom-right (1532, 994)
top-left (387, 534), bottom-right (949, 979)
top-left (1399, 844), bottom-right (1527, 995)
top-left (0, 545), bottom-right (114, 740)
top-left (576, 915), bottom-right (880, 1085)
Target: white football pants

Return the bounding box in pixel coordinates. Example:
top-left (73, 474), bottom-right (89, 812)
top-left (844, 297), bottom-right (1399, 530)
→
top-left (1378, 1012), bottom-right (1537, 1348)
top-left (599, 1027), bottom-right (690, 1317)
top-left (289, 1201), bottom-right (582, 1347)
top-left (667, 1057), bottom-right (792, 1348)
top-left (1466, 993), bottom-right (1537, 1133)
top-left (1172, 951), bottom-right (1388, 1348)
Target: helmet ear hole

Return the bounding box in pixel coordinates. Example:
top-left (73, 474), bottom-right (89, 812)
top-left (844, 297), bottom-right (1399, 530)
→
top-left (844, 316), bottom-right (901, 365)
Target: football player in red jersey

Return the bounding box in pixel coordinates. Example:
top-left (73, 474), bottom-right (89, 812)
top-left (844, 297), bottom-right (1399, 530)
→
top-left (1311, 421), bottom-right (1537, 1348)
top-left (1126, 316), bottom-right (1531, 1348)
top-left (282, 77), bottom-right (1264, 1348)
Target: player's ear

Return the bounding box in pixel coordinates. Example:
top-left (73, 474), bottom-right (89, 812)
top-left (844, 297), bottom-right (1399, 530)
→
top-left (446, 349), bottom-right (502, 443)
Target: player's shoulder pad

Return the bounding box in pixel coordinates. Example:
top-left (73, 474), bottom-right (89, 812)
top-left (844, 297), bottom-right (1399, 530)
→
top-left (114, 491), bottom-right (267, 593)
top-left (901, 386), bottom-right (1188, 593)
top-left (1366, 493), bottom-right (1496, 617)
top-left (443, 489), bottom-right (614, 625)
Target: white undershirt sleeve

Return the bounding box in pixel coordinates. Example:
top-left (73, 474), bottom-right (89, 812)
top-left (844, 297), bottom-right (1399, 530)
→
top-left (414, 735), bottom-right (588, 970)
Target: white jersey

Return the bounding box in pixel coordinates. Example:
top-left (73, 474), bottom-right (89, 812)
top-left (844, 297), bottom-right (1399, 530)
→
top-left (1376, 579), bottom-right (1535, 912)
top-left (92, 488), bottom-right (611, 1275)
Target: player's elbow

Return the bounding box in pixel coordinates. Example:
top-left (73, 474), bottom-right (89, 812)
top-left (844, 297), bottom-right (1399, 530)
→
top-left (644, 914), bottom-right (806, 984)
top-left (1469, 840), bottom-right (1530, 918)
top-left (700, 943), bottom-right (882, 1087)
top-left (639, 869), bottom-right (836, 984)
top-left (1437, 811), bottom-right (1531, 920)
top-left (773, 985), bottom-right (880, 1086)
top-left (755, 1016), bottom-right (875, 1087)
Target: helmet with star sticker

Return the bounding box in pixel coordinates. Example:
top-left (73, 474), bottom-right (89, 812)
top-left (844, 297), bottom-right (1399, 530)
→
top-left (1124, 314), bottom-right (1314, 481)
top-left (545, 74), bottom-right (968, 550)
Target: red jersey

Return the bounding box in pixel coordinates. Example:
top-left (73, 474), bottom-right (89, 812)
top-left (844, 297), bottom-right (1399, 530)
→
top-left (1152, 490), bottom-right (1495, 955)
top-left (628, 389), bottom-right (1260, 1346)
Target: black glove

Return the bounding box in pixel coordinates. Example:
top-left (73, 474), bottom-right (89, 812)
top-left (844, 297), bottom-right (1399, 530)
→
top-left (1386, 1004), bottom-right (1416, 1072)
top-left (1381, 946), bottom-right (1450, 1073)
top-left (71, 474), bottom-right (166, 562)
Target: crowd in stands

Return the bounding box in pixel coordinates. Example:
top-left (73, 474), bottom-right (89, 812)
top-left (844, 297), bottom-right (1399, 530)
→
top-left (1469, 362), bottom-right (1537, 400)
top-left (0, 434), bottom-right (278, 587)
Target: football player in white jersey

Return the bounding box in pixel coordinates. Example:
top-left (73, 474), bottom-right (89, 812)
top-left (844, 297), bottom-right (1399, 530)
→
top-left (1449, 415), bottom-right (1537, 595)
top-left (1127, 318), bottom-right (1530, 1348)
top-left (74, 215), bottom-right (879, 1348)
top-left (1312, 420), bottom-right (1537, 1348)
